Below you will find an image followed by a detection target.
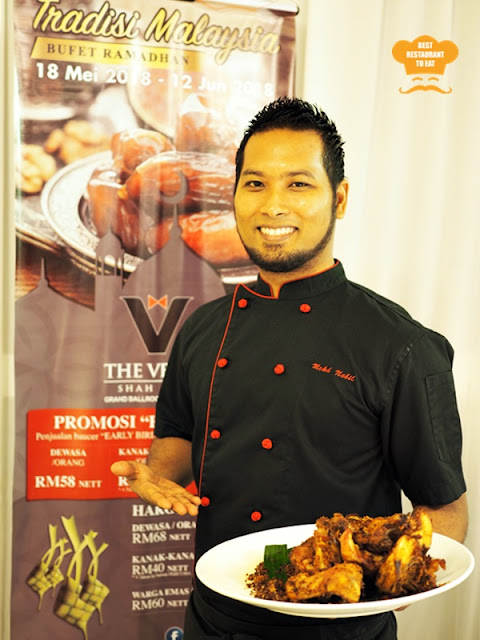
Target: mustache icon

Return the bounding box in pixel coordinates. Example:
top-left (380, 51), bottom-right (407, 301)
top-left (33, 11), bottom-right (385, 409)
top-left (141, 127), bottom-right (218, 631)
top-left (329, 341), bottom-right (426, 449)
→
top-left (400, 84), bottom-right (453, 94)
top-left (400, 77), bottom-right (452, 94)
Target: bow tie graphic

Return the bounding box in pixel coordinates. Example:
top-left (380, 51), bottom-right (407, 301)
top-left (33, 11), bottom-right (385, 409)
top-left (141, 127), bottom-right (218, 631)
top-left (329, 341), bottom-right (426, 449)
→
top-left (148, 295), bottom-right (168, 310)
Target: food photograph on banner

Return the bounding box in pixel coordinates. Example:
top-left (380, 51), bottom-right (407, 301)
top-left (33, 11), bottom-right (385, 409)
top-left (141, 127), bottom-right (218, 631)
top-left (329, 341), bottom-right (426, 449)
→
top-left (8, 1), bottom-right (480, 640)
top-left (12, 1), bottom-right (296, 639)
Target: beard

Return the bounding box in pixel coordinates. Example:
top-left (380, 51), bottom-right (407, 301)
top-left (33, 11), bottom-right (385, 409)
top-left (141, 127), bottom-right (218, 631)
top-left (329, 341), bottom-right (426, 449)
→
top-left (238, 203), bottom-right (337, 274)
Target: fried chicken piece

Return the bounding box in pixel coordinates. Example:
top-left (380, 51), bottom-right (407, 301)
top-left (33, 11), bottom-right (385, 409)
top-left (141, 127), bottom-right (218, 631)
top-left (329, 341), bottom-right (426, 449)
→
top-left (408, 507), bottom-right (433, 549)
top-left (342, 508), bottom-right (433, 555)
top-left (339, 528), bottom-right (384, 576)
top-left (285, 563), bottom-right (363, 603)
top-left (344, 513), bottom-right (410, 554)
top-left (289, 537), bottom-right (316, 574)
top-left (375, 535), bottom-right (429, 597)
top-left (313, 517), bottom-right (342, 570)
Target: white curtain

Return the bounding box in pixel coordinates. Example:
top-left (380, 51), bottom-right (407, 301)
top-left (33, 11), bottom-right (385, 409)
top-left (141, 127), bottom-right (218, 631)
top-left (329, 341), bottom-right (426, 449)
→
top-left (296, 0), bottom-right (479, 638)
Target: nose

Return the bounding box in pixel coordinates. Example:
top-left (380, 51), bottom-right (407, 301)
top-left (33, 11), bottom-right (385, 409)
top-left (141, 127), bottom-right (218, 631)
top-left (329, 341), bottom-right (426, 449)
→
top-left (262, 188), bottom-right (288, 217)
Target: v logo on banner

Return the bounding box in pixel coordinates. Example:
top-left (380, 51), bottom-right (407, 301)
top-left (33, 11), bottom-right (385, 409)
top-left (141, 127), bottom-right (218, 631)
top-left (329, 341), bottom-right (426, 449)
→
top-left (122, 296), bottom-right (192, 354)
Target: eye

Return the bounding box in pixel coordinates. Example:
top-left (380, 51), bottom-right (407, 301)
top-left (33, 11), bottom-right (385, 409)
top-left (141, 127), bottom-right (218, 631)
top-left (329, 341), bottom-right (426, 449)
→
top-left (244, 180), bottom-right (264, 189)
top-left (290, 181), bottom-right (310, 189)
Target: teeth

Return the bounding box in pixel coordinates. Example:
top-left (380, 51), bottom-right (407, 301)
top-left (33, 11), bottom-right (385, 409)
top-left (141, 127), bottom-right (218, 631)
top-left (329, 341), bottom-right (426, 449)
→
top-left (259, 226), bottom-right (295, 237)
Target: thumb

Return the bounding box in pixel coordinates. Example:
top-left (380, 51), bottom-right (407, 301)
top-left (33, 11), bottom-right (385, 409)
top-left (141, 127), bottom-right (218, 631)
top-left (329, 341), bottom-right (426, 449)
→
top-left (110, 460), bottom-right (139, 478)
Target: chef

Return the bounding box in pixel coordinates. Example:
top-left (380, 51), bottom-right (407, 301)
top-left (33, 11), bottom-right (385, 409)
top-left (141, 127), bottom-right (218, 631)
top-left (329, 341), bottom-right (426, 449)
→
top-left (111, 97), bottom-right (468, 639)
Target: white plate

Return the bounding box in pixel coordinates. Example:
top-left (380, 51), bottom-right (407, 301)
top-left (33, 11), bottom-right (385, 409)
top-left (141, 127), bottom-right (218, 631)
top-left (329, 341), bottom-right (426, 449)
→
top-left (195, 524), bottom-right (475, 618)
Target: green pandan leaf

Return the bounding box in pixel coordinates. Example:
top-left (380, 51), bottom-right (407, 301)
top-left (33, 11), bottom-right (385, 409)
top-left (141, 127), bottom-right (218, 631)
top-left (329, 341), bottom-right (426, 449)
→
top-left (264, 544), bottom-right (289, 582)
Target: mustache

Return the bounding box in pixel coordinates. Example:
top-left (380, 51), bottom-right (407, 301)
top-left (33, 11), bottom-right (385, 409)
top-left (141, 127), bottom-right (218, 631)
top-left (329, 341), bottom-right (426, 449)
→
top-left (400, 84), bottom-right (452, 94)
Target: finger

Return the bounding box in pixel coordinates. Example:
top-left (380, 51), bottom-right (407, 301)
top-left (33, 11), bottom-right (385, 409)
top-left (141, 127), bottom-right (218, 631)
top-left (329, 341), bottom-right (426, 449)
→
top-left (171, 501), bottom-right (198, 517)
top-left (169, 497), bottom-right (199, 517)
top-left (144, 491), bottom-right (191, 516)
top-left (110, 460), bottom-right (138, 478)
top-left (148, 486), bottom-right (200, 516)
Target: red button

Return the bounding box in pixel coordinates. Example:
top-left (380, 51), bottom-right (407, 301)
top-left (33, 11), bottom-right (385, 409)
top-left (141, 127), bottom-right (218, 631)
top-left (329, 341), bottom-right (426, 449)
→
top-left (262, 438), bottom-right (273, 450)
top-left (251, 511), bottom-right (262, 522)
top-left (211, 429), bottom-right (221, 439)
top-left (218, 358), bottom-right (229, 368)
top-left (200, 496), bottom-right (211, 507)
top-left (274, 364), bottom-right (285, 375)
top-left (300, 303), bottom-right (311, 313)
top-left (238, 298), bottom-right (248, 309)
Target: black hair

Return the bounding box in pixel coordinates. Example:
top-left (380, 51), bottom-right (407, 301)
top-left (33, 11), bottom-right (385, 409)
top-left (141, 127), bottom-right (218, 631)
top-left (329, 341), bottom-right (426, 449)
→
top-left (234, 97), bottom-right (345, 193)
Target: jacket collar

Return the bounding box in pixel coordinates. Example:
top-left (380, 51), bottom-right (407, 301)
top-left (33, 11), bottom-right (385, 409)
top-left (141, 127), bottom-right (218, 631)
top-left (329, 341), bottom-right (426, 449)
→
top-left (247, 260), bottom-right (346, 300)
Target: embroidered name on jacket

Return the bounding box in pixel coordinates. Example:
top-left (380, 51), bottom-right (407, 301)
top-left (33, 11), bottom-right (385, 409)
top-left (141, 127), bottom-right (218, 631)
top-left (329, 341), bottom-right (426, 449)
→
top-left (312, 362), bottom-right (356, 382)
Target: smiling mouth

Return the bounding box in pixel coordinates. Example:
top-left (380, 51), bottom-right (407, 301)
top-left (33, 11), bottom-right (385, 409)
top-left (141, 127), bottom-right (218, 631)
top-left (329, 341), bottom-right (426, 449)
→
top-left (258, 226), bottom-right (296, 238)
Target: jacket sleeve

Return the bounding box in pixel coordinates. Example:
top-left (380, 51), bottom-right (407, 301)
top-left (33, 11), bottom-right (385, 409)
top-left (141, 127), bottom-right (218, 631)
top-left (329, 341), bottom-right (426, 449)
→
top-left (381, 330), bottom-right (466, 506)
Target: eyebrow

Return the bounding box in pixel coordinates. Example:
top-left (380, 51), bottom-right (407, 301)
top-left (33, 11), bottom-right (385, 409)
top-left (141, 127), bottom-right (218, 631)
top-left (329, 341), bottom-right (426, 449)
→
top-left (240, 169), bottom-right (317, 179)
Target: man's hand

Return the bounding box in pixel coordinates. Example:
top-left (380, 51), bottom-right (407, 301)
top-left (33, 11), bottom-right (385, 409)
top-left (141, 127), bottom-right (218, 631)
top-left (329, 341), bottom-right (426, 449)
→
top-left (110, 460), bottom-right (201, 516)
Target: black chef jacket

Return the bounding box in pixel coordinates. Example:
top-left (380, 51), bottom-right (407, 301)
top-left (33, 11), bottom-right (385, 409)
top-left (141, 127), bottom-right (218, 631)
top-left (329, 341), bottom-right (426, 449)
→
top-left (155, 261), bottom-right (466, 633)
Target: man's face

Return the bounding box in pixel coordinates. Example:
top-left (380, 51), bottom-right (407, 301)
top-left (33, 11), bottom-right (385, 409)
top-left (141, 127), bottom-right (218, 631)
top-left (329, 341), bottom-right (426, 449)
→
top-left (234, 128), bottom-right (348, 275)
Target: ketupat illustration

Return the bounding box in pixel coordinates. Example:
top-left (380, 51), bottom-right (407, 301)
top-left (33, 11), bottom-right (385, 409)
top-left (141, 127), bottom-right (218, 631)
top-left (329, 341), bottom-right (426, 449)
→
top-left (27, 524), bottom-right (72, 609)
top-left (80, 541), bottom-right (110, 624)
top-left (27, 516), bottom-right (110, 638)
top-left (54, 516), bottom-right (110, 640)
top-left (55, 576), bottom-right (97, 640)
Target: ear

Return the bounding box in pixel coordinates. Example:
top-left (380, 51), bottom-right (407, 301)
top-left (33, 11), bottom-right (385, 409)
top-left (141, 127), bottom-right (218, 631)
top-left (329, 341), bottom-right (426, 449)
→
top-left (335, 179), bottom-right (349, 220)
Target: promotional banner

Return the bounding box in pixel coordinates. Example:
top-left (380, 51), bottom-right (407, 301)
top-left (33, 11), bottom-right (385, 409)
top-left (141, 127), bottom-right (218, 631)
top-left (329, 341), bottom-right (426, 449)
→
top-left (12, 1), bottom-right (296, 638)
